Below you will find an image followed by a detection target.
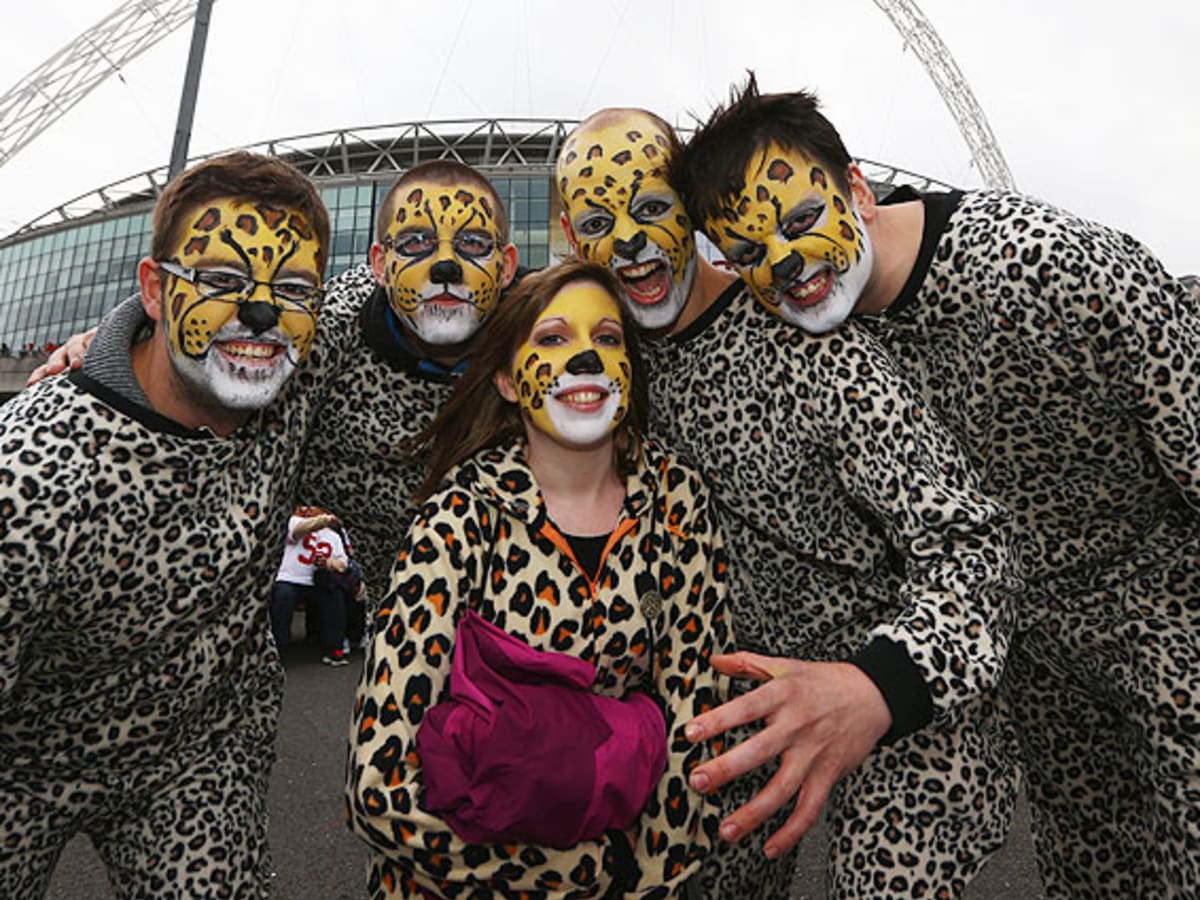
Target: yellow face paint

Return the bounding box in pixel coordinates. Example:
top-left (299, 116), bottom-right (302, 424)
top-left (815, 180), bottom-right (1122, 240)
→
top-left (510, 281), bottom-right (632, 447)
top-left (557, 114), bottom-right (696, 330)
top-left (380, 177), bottom-right (508, 344)
top-left (158, 198), bottom-right (323, 409)
top-left (704, 143), bottom-right (873, 334)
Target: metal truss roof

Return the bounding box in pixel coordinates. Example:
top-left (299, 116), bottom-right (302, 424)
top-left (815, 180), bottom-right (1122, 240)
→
top-left (1, 117), bottom-right (955, 245)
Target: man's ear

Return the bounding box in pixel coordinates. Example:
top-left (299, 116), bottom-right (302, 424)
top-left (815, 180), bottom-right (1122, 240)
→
top-left (847, 164), bottom-right (878, 223)
top-left (500, 243), bottom-right (519, 288)
top-left (137, 258), bottom-right (165, 323)
top-left (560, 211), bottom-right (580, 254)
top-left (369, 242), bottom-right (389, 286)
top-left (493, 368), bottom-right (518, 403)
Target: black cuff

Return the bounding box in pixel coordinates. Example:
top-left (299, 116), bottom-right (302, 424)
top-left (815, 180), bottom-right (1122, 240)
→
top-left (851, 636), bottom-right (935, 744)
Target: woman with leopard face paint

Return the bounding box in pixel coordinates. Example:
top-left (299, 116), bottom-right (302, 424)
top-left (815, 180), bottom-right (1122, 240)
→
top-left (347, 260), bottom-right (733, 898)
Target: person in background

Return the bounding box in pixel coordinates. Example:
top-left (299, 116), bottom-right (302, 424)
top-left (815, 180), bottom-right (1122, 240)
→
top-left (557, 108), bottom-right (1021, 898)
top-left (0, 152), bottom-right (328, 898)
top-left (346, 259), bottom-right (732, 898)
top-left (271, 506), bottom-right (351, 666)
top-left (670, 73), bottom-right (1200, 898)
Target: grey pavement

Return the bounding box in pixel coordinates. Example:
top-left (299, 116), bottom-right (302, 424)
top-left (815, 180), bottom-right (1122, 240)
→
top-left (48, 623), bottom-right (1046, 899)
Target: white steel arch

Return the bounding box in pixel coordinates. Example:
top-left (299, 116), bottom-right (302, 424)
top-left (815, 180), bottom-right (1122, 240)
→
top-left (0, 0), bottom-right (199, 168)
top-left (872, 0), bottom-right (1016, 190)
top-left (0, 0), bottom-right (1014, 191)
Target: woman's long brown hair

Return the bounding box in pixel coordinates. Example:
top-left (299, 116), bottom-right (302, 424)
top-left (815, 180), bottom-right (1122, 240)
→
top-left (409, 258), bottom-right (649, 504)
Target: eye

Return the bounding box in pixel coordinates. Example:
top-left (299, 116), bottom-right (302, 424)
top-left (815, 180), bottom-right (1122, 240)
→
top-left (454, 231), bottom-right (495, 259)
top-left (390, 231), bottom-right (436, 257)
top-left (594, 332), bottom-right (623, 347)
top-left (725, 242), bottom-right (765, 268)
top-left (632, 198), bottom-right (672, 222)
top-left (194, 270), bottom-right (249, 294)
top-left (534, 332), bottom-right (567, 347)
top-left (272, 281), bottom-right (319, 304)
top-left (575, 212), bottom-right (613, 238)
top-left (781, 206), bottom-right (823, 240)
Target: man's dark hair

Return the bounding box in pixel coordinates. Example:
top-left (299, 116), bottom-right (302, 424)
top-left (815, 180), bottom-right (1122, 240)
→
top-left (152, 151), bottom-right (330, 270)
top-left (669, 73), bottom-right (854, 229)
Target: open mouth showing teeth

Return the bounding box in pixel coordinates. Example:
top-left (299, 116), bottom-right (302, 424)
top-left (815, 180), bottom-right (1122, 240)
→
top-left (217, 341), bottom-right (283, 364)
top-left (783, 269), bottom-right (834, 308)
top-left (617, 260), bottom-right (669, 304)
top-left (556, 388), bottom-right (608, 408)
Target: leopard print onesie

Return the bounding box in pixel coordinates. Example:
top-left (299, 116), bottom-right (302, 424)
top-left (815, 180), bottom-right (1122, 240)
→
top-left (0, 313), bottom-right (319, 898)
top-left (643, 282), bottom-right (1023, 898)
top-left (863, 188), bottom-right (1200, 899)
top-left (295, 263), bottom-right (463, 603)
top-left (347, 438), bottom-right (733, 897)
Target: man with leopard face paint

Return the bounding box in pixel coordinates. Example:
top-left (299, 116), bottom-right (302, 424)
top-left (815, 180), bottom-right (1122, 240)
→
top-left (558, 110), bottom-right (699, 332)
top-left (295, 160), bottom-right (520, 601)
top-left (0, 153), bottom-right (330, 898)
top-left (30, 160), bottom-right (522, 611)
top-left (673, 74), bottom-right (1200, 899)
top-left (560, 108), bottom-right (1023, 899)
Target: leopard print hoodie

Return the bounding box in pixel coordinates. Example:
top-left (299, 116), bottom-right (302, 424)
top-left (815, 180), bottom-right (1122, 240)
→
top-left (346, 437), bottom-right (732, 899)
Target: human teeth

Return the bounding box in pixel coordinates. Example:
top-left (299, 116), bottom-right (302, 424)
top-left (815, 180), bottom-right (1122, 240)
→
top-left (621, 261), bottom-right (660, 279)
top-left (787, 270), bottom-right (831, 299)
top-left (564, 390), bottom-right (603, 403)
top-left (221, 342), bottom-right (278, 359)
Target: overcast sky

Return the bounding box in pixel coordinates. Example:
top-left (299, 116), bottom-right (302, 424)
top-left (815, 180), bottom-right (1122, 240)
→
top-left (1, 0), bottom-right (1197, 275)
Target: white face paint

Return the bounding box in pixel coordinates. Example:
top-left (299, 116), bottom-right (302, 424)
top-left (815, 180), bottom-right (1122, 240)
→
top-left (543, 371), bottom-right (626, 446)
top-left (170, 319), bottom-right (299, 410)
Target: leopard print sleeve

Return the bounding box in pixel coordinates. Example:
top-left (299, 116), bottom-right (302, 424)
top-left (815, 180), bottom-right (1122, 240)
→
top-left (0, 386), bottom-right (64, 706)
top-left (1039, 215), bottom-right (1200, 508)
top-left (627, 463), bottom-right (733, 897)
top-left (346, 487), bottom-right (613, 897)
top-left (814, 325), bottom-right (1020, 721)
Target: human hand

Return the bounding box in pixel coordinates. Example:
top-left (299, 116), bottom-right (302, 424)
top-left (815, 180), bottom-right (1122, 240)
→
top-left (683, 653), bottom-right (892, 858)
top-left (328, 558), bottom-right (348, 573)
top-left (26, 327), bottom-right (97, 386)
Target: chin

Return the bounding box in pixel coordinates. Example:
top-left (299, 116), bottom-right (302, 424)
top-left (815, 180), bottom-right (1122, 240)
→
top-left (175, 350), bottom-right (295, 412)
top-left (410, 308), bottom-right (481, 345)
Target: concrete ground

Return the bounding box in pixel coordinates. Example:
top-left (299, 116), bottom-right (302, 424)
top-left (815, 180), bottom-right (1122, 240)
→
top-left (47, 626), bottom-right (1046, 899)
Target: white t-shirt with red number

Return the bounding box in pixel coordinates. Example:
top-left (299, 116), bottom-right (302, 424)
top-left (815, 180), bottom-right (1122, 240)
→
top-left (275, 515), bottom-right (348, 586)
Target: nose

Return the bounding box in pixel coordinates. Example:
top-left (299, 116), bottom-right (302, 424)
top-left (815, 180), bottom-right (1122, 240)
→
top-left (612, 231), bottom-right (646, 261)
top-left (565, 350), bottom-right (604, 375)
top-left (238, 301), bottom-right (281, 335)
top-left (431, 259), bottom-right (463, 285)
top-left (771, 251), bottom-right (806, 285)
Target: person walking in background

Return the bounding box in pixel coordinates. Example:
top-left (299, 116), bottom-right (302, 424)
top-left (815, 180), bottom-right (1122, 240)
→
top-left (346, 260), bottom-right (733, 897)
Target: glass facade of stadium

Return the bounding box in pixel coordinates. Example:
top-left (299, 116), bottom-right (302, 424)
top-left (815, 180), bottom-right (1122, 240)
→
top-left (0, 118), bottom-right (954, 353)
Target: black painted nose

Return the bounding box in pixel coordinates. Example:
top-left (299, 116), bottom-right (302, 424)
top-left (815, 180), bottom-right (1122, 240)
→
top-left (431, 259), bottom-right (463, 284)
top-left (772, 251), bottom-right (805, 284)
top-left (238, 301), bottom-right (281, 335)
top-left (565, 350), bottom-right (604, 375)
top-left (612, 231), bottom-right (646, 261)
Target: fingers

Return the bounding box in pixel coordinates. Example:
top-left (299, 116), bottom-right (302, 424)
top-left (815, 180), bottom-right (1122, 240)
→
top-left (685, 676), bottom-right (786, 749)
top-left (761, 764), bottom-right (838, 858)
top-left (25, 364), bottom-right (52, 387)
top-left (688, 710), bottom-right (789, 794)
top-left (713, 750), bottom-right (815, 845)
top-left (710, 651), bottom-right (781, 682)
